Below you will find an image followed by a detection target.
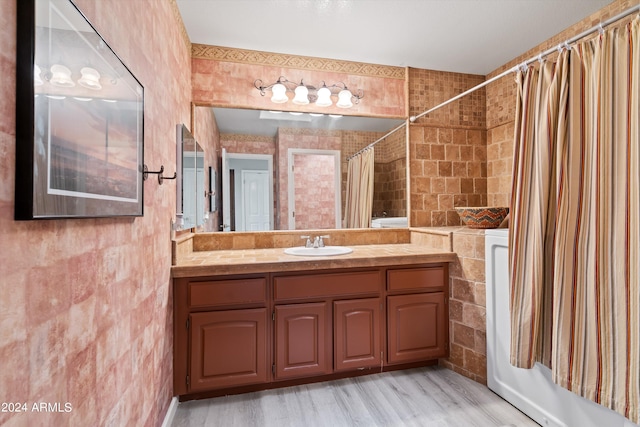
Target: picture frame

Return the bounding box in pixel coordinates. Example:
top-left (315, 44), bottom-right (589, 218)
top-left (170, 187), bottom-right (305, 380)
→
top-left (15, 0), bottom-right (144, 220)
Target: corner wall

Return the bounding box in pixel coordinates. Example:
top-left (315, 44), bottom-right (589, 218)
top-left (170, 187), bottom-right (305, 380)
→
top-left (0, 0), bottom-right (192, 425)
top-left (444, 0), bottom-right (640, 387)
top-left (486, 0), bottom-right (639, 205)
top-left (407, 67), bottom-right (487, 227)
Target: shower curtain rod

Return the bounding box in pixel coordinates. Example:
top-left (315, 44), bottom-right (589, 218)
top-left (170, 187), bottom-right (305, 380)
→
top-left (409, 4), bottom-right (640, 123)
top-left (347, 120), bottom-right (407, 161)
top-left (347, 4), bottom-right (640, 161)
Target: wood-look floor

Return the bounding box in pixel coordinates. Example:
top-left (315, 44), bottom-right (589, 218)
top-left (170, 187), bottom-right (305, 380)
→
top-left (172, 366), bottom-right (539, 427)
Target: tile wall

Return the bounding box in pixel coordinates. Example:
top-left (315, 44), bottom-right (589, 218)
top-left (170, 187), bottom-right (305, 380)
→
top-left (407, 68), bottom-right (487, 228)
top-left (443, 229), bottom-right (488, 383)
top-left (191, 47), bottom-right (406, 118)
top-left (189, 227), bottom-right (412, 252)
top-left (215, 127), bottom-right (407, 230)
top-left (193, 106), bottom-right (220, 231)
top-left (411, 227), bottom-right (488, 384)
top-left (276, 128), bottom-right (343, 229)
top-left (372, 128), bottom-right (407, 218)
top-left (220, 134), bottom-right (276, 156)
top-left (292, 153), bottom-right (337, 229)
top-left (0, 1), bottom-right (631, 426)
top-left (373, 157), bottom-right (407, 218)
top-left (486, 0), bottom-right (639, 206)
top-left (0, 0), bottom-right (192, 426)
top-left (450, 0), bottom-right (639, 387)
top-left (342, 129), bottom-right (407, 219)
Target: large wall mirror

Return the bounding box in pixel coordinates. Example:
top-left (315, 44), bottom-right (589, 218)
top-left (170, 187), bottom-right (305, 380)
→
top-left (195, 106), bottom-right (407, 232)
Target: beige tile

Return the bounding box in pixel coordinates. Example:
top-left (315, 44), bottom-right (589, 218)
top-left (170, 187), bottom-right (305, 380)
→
top-left (445, 145), bottom-right (460, 160)
top-left (452, 322), bottom-right (475, 348)
top-left (462, 303), bottom-right (486, 330)
top-left (460, 257), bottom-right (486, 282)
top-left (452, 234), bottom-right (476, 258)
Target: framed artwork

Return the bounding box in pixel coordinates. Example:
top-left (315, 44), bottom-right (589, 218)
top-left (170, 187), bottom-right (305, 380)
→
top-left (15, 0), bottom-right (144, 219)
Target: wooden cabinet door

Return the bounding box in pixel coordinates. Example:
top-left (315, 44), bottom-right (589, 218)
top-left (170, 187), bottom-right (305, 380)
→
top-left (387, 293), bottom-right (447, 364)
top-left (274, 302), bottom-right (331, 380)
top-left (334, 298), bottom-right (381, 371)
top-left (189, 308), bottom-right (268, 391)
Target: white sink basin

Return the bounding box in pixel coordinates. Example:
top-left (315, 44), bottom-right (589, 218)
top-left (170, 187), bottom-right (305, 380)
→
top-left (284, 246), bottom-right (353, 257)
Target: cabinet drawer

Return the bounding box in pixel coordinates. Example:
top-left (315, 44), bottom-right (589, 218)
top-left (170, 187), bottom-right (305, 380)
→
top-left (188, 278), bottom-right (267, 308)
top-left (274, 271), bottom-right (381, 301)
top-left (387, 266), bottom-right (445, 292)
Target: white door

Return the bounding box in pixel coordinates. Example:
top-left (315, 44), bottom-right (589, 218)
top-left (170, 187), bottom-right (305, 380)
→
top-left (221, 148), bottom-right (231, 232)
top-left (241, 170), bottom-right (271, 231)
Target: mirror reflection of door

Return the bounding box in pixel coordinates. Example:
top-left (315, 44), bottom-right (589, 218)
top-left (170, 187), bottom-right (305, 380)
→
top-left (288, 149), bottom-right (341, 230)
top-left (221, 148), bottom-right (230, 231)
top-left (241, 170), bottom-right (270, 231)
top-left (221, 149), bottom-right (274, 232)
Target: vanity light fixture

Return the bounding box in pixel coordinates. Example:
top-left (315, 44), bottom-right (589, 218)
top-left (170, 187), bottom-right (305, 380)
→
top-left (254, 76), bottom-right (363, 108)
top-left (37, 64), bottom-right (114, 96)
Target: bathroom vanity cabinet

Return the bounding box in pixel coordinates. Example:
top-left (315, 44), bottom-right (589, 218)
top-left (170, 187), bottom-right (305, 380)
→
top-left (273, 270), bottom-right (382, 380)
top-left (173, 263), bottom-right (448, 399)
top-left (174, 276), bottom-right (269, 392)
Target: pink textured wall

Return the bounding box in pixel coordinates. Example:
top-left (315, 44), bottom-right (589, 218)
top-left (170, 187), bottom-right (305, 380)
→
top-left (192, 58), bottom-right (406, 118)
top-left (276, 129), bottom-right (342, 229)
top-left (0, 1), bottom-right (192, 426)
top-left (292, 154), bottom-right (337, 229)
top-left (193, 107), bottom-right (221, 232)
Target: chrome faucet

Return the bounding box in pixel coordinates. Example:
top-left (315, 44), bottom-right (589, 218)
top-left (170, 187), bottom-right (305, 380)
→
top-left (302, 235), bottom-right (330, 248)
top-left (316, 235), bottom-right (329, 247)
top-left (301, 235), bottom-right (312, 248)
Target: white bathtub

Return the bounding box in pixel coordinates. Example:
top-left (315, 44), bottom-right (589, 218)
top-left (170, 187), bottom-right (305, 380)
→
top-left (371, 217), bottom-right (408, 228)
top-left (485, 228), bottom-right (638, 427)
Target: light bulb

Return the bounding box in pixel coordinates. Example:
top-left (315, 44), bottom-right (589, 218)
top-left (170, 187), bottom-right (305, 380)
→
top-left (270, 83), bottom-right (288, 103)
top-left (336, 89), bottom-right (353, 108)
top-left (78, 67), bottom-right (102, 90)
top-left (315, 86), bottom-right (332, 107)
top-left (49, 64), bottom-right (75, 88)
top-left (292, 84), bottom-right (309, 105)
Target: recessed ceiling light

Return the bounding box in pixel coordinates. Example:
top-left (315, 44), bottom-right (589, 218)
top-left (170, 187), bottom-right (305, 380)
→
top-left (259, 110), bottom-right (311, 122)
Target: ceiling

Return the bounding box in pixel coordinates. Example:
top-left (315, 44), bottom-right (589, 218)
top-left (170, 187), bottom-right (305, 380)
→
top-left (176, 0), bottom-right (612, 75)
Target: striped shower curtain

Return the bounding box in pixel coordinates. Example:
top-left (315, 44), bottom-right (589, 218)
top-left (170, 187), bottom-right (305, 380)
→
top-left (343, 148), bottom-right (374, 228)
top-left (510, 17), bottom-right (639, 423)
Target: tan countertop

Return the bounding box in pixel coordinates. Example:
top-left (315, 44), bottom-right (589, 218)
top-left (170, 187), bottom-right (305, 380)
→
top-left (171, 243), bottom-right (456, 278)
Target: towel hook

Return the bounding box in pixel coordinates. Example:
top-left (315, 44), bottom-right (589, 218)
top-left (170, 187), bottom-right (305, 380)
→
top-left (143, 164), bottom-right (177, 185)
